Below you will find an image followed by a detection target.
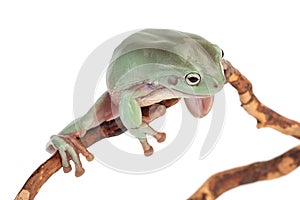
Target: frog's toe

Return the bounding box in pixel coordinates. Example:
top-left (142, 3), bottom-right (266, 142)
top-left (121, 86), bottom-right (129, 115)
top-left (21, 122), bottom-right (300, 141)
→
top-left (153, 132), bottom-right (166, 143)
top-left (146, 125), bottom-right (166, 143)
top-left (58, 147), bottom-right (72, 173)
top-left (140, 139), bottom-right (154, 156)
top-left (144, 146), bottom-right (154, 156)
top-left (74, 161), bottom-right (85, 177)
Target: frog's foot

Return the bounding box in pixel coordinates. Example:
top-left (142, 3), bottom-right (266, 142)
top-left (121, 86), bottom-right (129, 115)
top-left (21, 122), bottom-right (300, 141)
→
top-left (138, 133), bottom-right (166, 156)
top-left (132, 104), bottom-right (166, 156)
top-left (130, 123), bottom-right (166, 156)
top-left (47, 134), bottom-right (94, 177)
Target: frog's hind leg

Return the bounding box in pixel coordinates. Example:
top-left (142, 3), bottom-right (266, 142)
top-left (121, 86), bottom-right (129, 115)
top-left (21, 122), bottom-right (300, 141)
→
top-left (47, 91), bottom-right (115, 176)
top-left (120, 93), bottom-right (167, 156)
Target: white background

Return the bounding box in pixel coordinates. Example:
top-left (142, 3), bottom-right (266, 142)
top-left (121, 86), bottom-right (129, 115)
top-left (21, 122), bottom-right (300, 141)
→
top-left (1, 1), bottom-right (300, 199)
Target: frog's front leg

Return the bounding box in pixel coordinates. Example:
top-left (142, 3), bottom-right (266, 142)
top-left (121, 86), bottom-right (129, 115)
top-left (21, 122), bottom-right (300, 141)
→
top-left (120, 92), bottom-right (166, 156)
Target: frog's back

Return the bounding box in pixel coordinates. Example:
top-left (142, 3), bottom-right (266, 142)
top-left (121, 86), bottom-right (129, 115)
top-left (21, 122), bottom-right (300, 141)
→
top-left (106, 29), bottom-right (221, 93)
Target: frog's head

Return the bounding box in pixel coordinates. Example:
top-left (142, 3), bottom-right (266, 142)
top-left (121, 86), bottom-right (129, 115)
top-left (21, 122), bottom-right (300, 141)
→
top-left (154, 37), bottom-right (225, 118)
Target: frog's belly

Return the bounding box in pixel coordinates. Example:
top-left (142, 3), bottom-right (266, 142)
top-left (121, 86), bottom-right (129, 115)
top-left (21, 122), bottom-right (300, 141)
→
top-left (136, 87), bottom-right (177, 107)
top-left (108, 84), bottom-right (177, 118)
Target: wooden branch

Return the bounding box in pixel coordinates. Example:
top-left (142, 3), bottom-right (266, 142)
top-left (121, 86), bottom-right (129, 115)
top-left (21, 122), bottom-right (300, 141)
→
top-left (189, 59), bottom-right (300, 199)
top-left (15, 99), bottom-right (180, 200)
top-left (189, 145), bottom-right (300, 200)
top-left (222, 59), bottom-right (300, 138)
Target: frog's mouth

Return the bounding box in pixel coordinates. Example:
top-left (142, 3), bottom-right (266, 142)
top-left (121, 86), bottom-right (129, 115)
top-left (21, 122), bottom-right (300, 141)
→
top-left (184, 96), bottom-right (214, 118)
top-left (169, 88), bottom-right (215, 118)
top-left (171, 88), bottom-right (214, 98)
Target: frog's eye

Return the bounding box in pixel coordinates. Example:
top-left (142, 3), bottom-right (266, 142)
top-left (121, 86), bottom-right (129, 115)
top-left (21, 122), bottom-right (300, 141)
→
top-left (221, 49), bottom-right (224, 58)
top-left (185, 73), bottom-right (201, 86)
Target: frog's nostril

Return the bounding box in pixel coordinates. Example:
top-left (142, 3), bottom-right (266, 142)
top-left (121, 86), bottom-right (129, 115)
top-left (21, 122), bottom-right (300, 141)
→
top-left (213, 84), bottom-right (218, 89)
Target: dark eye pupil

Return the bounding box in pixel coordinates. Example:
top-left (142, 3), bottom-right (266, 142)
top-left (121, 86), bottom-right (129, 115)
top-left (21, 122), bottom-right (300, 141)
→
top-left (221, 49), bottom-right (224, 58)
top-left (188, 77), bottom-right (199, 83)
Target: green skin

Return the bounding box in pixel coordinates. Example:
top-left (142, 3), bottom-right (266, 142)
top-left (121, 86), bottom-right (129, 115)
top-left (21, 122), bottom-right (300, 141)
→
top-left (47, 29), bottom-right (225, 172)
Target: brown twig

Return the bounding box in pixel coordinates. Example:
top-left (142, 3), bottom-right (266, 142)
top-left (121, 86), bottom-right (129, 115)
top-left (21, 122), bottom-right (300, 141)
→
top-left (14, 99), bottom-right (180, 200)
top-left (188, 60), bottom-right (300, 199)
top-left (189, 145), bottom-right (300, 200)
top-left (222, 59), bottom-right (300, 138)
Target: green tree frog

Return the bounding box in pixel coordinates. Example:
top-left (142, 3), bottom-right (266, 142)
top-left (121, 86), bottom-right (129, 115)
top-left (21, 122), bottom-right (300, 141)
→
top-left (47, 29), bottom-right (225, 175)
